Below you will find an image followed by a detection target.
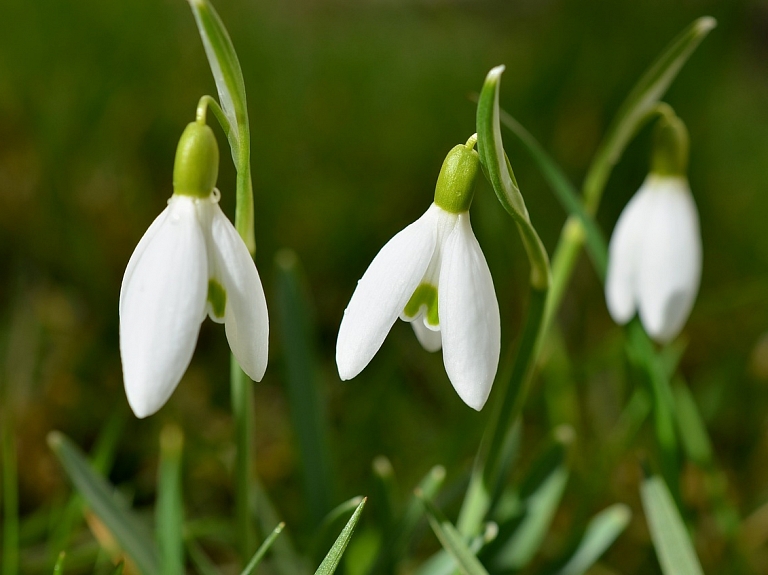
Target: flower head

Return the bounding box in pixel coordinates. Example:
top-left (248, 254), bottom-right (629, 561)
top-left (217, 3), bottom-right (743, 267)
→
top-left (119, 121), bottom-right (268, 418)
top-left (336, 139), bottom-right (500, 410)
top-left (605, 112), bottom-right (701, 343)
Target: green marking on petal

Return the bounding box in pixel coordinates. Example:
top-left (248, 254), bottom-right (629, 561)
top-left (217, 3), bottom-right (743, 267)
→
top-left (404, 283), bottom-right (439, 326)
top-left (207, 279), bottom-right (227, 319)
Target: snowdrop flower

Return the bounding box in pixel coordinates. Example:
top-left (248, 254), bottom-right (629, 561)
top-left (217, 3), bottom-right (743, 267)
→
top-left (120, 121), bottom-right (268, 418)
top-left (336, 137), bottom-right (500, 410)
top-left (605, 112), bottom-right (701, 343)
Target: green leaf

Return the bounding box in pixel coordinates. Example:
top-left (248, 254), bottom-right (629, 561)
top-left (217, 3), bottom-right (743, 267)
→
top-left (417, 491), bottom-right (490, 575)
top-left (109, 561), bottom-right (125, 575)
top-left (313, 496), bottom-right (365, 560)
top-left (156, 425), bottom-right (185, 575)
top-left (186, 539), bottom-right (224, 575)
top-left (314, 497), bottom-right (367, 575)
top-left (241, 522), bottom-right (285, 575)
top-left (274, 249), bottom-right (335, 526)
top-left (673, 380), bottom-right (713, 467)
top-left (497, 109), bottom-right (608, 279)
top-left (490, 427), bottom-right (573, 570)
top-left (582, 17), bottom-right (716, 212)
top-left (640, 475), bottom-right (704, 575)
top-left (52, 551), bottom-right (66, 575)
top-left (476, 65), bottom-right (550, 290)
top-left (47, 432), bottom-right (160, 575)
top-left (556, 504), bottom-right (631, 575)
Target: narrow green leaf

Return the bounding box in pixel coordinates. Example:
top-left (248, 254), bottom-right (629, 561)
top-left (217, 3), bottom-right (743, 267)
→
top-left (110, 561), bottom-right (125, 575)
top-left (231, 357), bottom-right (256, 560)
top-left (274, 249), bottom-right (335, 525)
top-left (187, 0), bottom-right (247, 154)
top-left (673, 380), bottom-right (713, 467)
top-left (476, 65), bottom-right (550, 290)
top-left (52, 551), bottom-right (66, 575)
top-left (640, 475), bottom-right (704, 575)
top-left (497, 109), bottom-right (608, 279)
top-left (417, 491), bottom-right (490, 575)
top-left (582, 17), bottom-right (716, 212)
top-left (313, 496), bottom-right (365, 559)
top-left (314, 497), bottom-right (367, 575)
top-left (47, 432), bottom-right (160, 575)
top-left (556, 504), bottom-right (631, 575)
top-left (241, 522), bottom-right (285, 575)
top-left (490, 427), bottom-right (572, 570)
top-left (157, 425), bottom-right (185, 575)
top-left (2, 415), bottom-right (19, 575)
top-left (186, 539), bottom-right (224, 575)
top-left (414, 525), bottom-right (497, 575)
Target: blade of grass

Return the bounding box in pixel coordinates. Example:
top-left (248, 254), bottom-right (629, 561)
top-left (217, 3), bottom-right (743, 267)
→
top-left (640, 474), bottom-right (704, 575)
top-left (47, 432), bottom-right (160, 575)
top-left (556, 504), bottom-right (631, 575)
top-left (417, 491), bottom-right (489, 575)
top-left (315, 497), bottom-right (367, 575)
top-left (52, 551), bottom-right (66, 575)
top-left (109, 561), bottom-right (125, 575)
top-left (186, 539), bottom-right (224, 575)
top-left (157, 425), bottom-right (185, 575)
top-left (241, 522), bottom-right (285, 575)
top-left (274, 249), bottom-right (335, 526)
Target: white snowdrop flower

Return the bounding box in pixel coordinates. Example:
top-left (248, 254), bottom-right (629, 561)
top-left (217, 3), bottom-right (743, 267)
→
top-left (336, 138), bottom-right (500, 410)
top-left (120, 121), bottom-right (268, 418)
top-left (605, 112), bottom-right (701, 343)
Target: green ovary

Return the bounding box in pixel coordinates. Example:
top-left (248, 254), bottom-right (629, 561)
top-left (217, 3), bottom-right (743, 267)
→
top-left (207, 279), bottom-right (227, 319)
top-left (404, 283), bottom-right (439, 327)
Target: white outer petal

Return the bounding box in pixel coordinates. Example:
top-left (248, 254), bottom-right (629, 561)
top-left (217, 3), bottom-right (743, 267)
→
top-left (637, 177), bottom-right (701, 343)
top-left (119, 196), bottom-right (208, 418)
top-left (208, 203), bottom-right (270, 381)
top-left (438, 213), bottom-right (500, 411)
top-left (336, 207), bottom-right (438, 380)
top-left (605, 180), bottom-right (655, 325)
top-left (411, 319), bottom-right (442, 352)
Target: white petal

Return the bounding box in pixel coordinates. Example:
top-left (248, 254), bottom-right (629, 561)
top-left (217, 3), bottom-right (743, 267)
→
top-left (119, 196), bottom-right (208, 418)
top-left (208, 203), bottom-right (269, 382)
top-left (605, 181), bottom-right (656, 325)
top-left (637, 178), bottom-right (701, 343)
top-left (336, 207), bottom-right (438, 380)
top-left (411, 319), bottom-right (442, 352)
top-left (438, 213), bottom-right (500, 411)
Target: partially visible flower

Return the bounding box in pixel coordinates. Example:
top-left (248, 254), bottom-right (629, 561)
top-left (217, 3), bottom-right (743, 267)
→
top-left (120, 121), bottom-right (268, 418)
top-left (336, 138), bottom-right (500, 410)
top-left (605, 112), bottom-right (701, 343)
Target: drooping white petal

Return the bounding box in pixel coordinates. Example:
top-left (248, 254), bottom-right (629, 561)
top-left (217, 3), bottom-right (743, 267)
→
top-left (411, 319), bottom-right (442, 352)
top-left (208, 202), bottom-right (269, 381)
top-left (637, 177), bottom-right (701, 343)
top-left (336, 207), bottom-right (439, 380)
top-left (605, 181), bottom-right (656, 325)
top-left (119, 195), bottom-right (208, 418)
top-left (438, 213), bottom-right (500, 411)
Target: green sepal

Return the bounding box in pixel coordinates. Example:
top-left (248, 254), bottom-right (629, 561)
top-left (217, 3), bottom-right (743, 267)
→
top-left (207, 278), bottom-right (227, 319)
top-left (650, 109), bottom-right (689, 177)
top-left (434, 143), bottom-right (480, 214)
top-left (404, 283), bottom-right (439, 327)
top-left (173, 122), bottom-right (219, 198)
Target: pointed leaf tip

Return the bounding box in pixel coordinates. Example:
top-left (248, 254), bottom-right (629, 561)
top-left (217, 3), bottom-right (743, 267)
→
top-left (696, 16), bottom-right (717, 33)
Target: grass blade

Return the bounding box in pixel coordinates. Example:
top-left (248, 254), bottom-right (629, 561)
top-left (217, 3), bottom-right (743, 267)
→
top-left (47, 431), bottom-right (160, 575)
top-left (109, 561), bottom-right (125, 575)
top-left (417, 491), bottom-right (489, 575)
top-left (315, 497), bottom-right (367, 575)
top-left (2, 415), bottom-right (19, 575)
top-left (672, 379), bottom-right (713, 467)
top-left (241, 522), bottom-right (285, 575)
top-left (52, 551), bottom-right (66, 575)
top-left (157, 425), bottom-right (185, 575)
top-left (556, 504), bottom-right (631, 575)
top-left (640, 474), bottom-right (704, 575)
top-left (274, 249), bottom-right (335, 526)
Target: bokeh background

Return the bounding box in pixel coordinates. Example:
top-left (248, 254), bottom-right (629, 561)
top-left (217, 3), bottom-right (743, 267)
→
top-left (2, 0), bottom-right (768, 572)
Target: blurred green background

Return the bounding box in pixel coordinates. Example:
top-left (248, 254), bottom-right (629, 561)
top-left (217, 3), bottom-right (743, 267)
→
top-left (2, 0), bottom-right (768, 572)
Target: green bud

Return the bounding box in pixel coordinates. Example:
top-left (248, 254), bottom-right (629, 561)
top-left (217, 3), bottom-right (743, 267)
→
top-left (650, 112), bottom-right (689, 177)
top-left (433, 141), bottom-right (480, 214)
top-left (173, 122), bottom-right (219, 198)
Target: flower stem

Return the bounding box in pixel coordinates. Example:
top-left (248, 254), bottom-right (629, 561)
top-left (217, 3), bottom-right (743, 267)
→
top-left (231, 354), bottom-right (255, 559)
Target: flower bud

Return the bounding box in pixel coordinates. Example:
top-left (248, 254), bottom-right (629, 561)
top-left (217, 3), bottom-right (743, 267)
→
top-left (173, 122), bottom-right (220, 198)
top-left (433, 142), bottom-right (480, 214)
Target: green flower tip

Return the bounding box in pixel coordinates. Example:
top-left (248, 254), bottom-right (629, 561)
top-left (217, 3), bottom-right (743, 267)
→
top-left (207, 278), bottom-right (227, 319)
top-left (650, 111), bottom-right (689, 177)
top-left (404, 283), bottom-right (439, 326)
top-left (173, 121), bottom-right (219, 198)
top-left (433, 141), bottom-right (480, 213)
